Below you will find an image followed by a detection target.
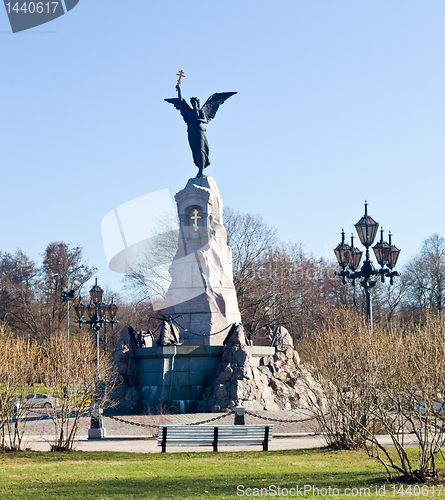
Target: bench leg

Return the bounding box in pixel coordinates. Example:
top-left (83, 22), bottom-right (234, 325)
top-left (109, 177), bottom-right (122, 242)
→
top-left (161, 427), bottom-right (167, 453)
top-left (213, 427), bottom-right (218, 452)
top-left (263, 426), bottom-right (270, 451)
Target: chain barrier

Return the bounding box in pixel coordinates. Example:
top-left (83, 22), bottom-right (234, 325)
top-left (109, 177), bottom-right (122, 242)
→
top-left (148, 316), bottom-right (234, 339)
top-left (244, 410), bottom-right (315, 424)
top-left (103, 411), bottom-right (235, 428)
top-left (105, 410), bottom-right (314, 428)
top-left (103, 413), bottom-right (158, 429)
top-left (187, 410), bottom-right (235, 425)
top-left (173, 320), bottom-right (234, 338)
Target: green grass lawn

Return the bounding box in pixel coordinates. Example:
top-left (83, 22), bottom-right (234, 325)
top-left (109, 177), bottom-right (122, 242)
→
top-left (0, 386), bottom-right (48, 396)
top-left (0, 447), bottom-right (444, 499)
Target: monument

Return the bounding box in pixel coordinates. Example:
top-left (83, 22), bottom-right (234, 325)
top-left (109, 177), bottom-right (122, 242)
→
top-left (121, 74), bottom-right (274, 412)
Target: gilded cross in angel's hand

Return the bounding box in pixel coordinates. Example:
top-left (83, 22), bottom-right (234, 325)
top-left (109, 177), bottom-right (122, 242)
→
top-left (176, 70), bottom-right (185, 91)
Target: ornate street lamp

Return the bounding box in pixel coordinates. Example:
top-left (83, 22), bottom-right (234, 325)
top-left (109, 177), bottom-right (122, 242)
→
top-left (74, 278), bottom-right (118, 440)
top-left (74, 278), bottom-right (119, 379)
top-left (334, 202), bottom-right (401, 326)
top-left (387, 232), bottom-right (401, 272)
top-left (350, 235), bottom-right (363, 272)
top-left (333, 230), bottom-right (352, 276)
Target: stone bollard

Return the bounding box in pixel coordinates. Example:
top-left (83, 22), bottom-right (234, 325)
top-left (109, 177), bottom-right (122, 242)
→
top-left (234, 406), bottom-right (245, 425)
top-left (88, 408), bottom-right (106, 439)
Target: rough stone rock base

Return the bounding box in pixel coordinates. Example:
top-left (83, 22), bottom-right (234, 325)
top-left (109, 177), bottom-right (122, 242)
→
top-left (196, 325), bottom-right (323, 412)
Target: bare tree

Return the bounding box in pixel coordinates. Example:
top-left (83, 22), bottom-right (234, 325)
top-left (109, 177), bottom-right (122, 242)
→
top-left (224, 207), bottom-right (278, 305)
top-left (0, 242), bottom-right (94, 341)
top-left (302, 308), bottom-right (445, 482)
top-left (40, 330), bottom-right (117, 451)
top-left (0, 327), bottom-right (40, 450)
top-left (402, 234), bottom-right (445, 314)
top-left (122, 213), bottom-right (179, 315)
top-left (300, 309), bottom-right (374, 449)
top-left (0, 250), bottom-right (39, 336)
top-left (39, 241), bottom-right (95, 340)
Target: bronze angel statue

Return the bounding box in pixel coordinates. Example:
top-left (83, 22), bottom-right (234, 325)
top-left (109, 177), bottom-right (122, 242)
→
top-left (165, 84), bottom-right (237, 177)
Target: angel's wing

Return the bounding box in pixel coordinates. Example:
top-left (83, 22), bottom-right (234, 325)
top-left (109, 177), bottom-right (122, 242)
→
top-left (201, 92), bottom-right (237, 122)
top-left (164, 97), bottom-right (192, 123)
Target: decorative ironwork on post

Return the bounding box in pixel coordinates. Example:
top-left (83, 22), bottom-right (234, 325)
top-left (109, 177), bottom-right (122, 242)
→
top-left (334, 202), bottom-right (401, 327)
top-left (74, 278), bottom-right (119, 379)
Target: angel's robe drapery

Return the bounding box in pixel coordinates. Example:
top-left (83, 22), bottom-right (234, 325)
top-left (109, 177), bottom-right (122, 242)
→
top-left (186, 109), bottom-right (210, 173)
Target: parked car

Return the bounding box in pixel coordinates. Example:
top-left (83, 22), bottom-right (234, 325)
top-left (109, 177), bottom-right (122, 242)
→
top-left (14, 393), bottom-right (59, 411)
top-left (76, 395), bottom-right (92, 409)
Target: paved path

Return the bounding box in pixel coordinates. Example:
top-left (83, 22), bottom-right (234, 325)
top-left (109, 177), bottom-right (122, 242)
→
top-left (17, 409), bottom-right (317, 438)
top-left (17, 409), bottom-right (319, 453)
top-left (15, 410), bottom-right (421, 454)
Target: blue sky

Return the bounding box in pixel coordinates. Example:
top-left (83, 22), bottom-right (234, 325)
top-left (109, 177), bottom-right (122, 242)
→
top-left (1, 1), bottom-right (444, 294)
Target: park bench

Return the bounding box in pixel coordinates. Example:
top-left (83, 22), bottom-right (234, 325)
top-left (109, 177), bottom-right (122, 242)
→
top-left (157, 424), bottom-right (273, 452)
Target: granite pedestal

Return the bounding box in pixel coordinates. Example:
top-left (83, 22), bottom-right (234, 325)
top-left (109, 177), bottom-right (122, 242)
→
top-left (164, 176), bottom-right (241, 345)
top-left (135, 345), bottom-right (275, 413)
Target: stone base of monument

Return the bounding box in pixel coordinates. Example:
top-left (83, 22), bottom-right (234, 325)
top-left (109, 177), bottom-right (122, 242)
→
top-left (135, 345), bottom-right (275, 413)
top-left (163, 176), bottom-right (242, 346)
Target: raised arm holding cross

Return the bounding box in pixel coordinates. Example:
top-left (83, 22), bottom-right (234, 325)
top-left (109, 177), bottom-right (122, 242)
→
top-left (176, 70), bottom-right (185, 91)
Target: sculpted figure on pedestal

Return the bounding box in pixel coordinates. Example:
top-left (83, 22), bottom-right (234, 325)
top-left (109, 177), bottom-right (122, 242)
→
top-left (165, 72), bottom-right (237, 177)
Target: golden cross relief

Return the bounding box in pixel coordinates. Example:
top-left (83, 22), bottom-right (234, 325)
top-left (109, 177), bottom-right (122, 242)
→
top-left (190, 209), bottom-right (202, 232)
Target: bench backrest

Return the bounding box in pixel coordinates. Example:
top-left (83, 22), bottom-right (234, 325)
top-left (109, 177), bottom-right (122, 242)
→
top-left (157, 425), bottom-right (273, 452)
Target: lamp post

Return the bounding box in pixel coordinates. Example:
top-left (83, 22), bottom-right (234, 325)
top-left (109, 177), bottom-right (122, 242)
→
top-left (53, 264), bottom-right (84, 399)
top-left (74, 278), bottom-right (118, 380)
top-left (74, 278), bottom-right (118, 440)
top-left (334, 202), bottom-right (401, 326)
